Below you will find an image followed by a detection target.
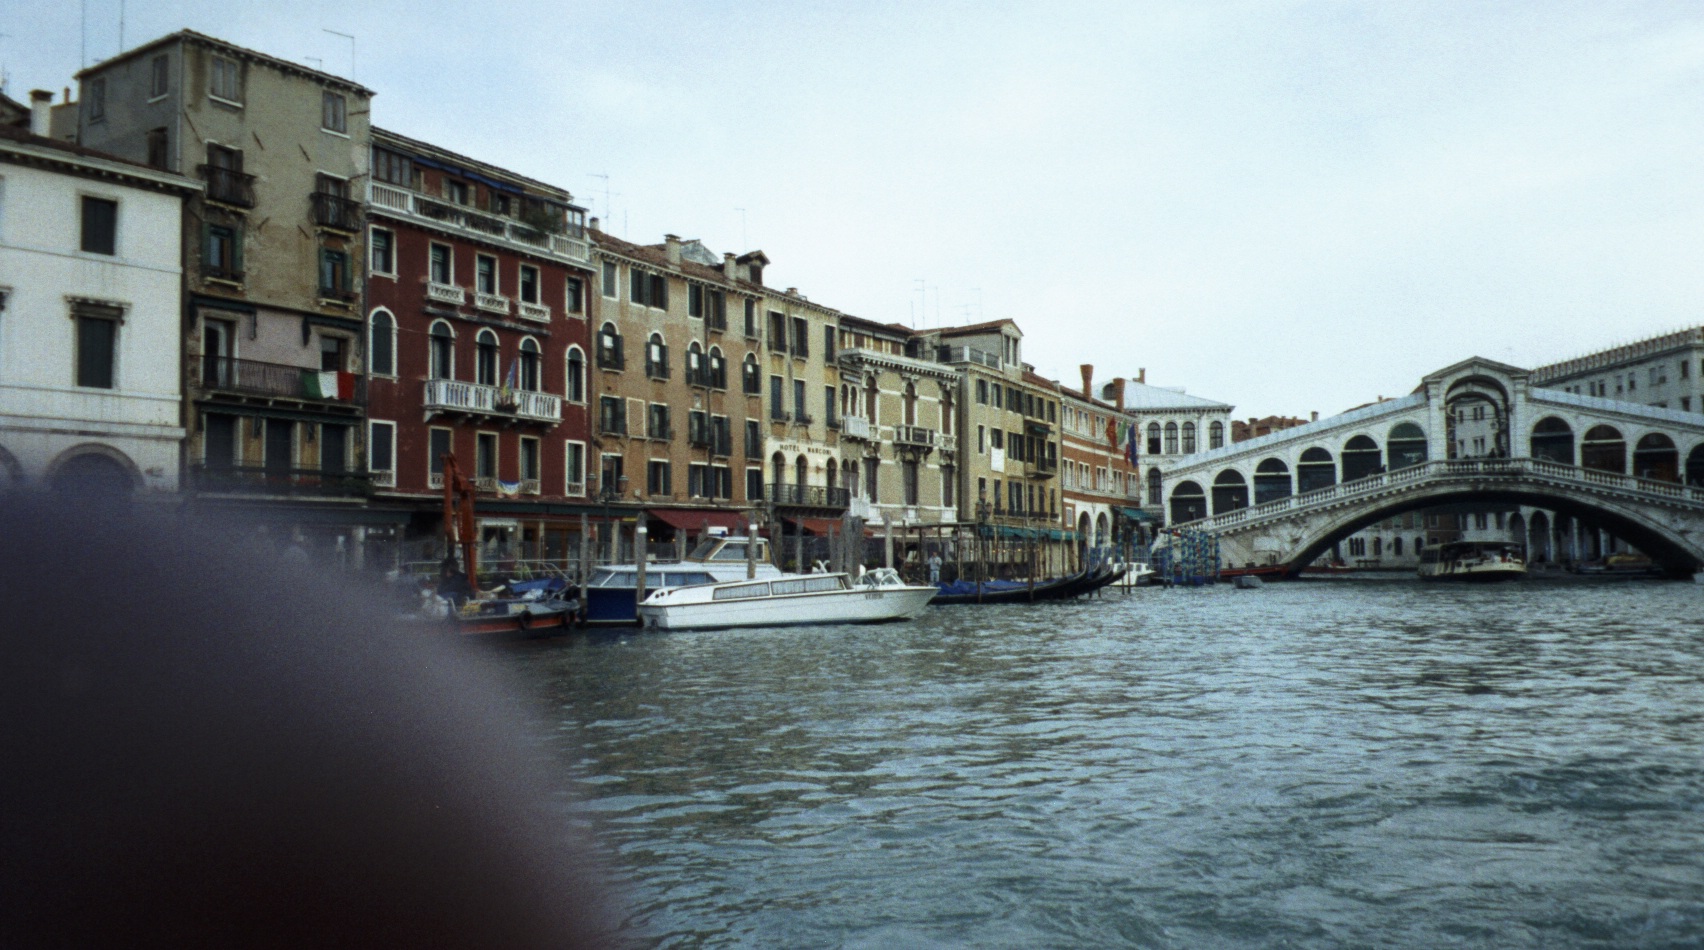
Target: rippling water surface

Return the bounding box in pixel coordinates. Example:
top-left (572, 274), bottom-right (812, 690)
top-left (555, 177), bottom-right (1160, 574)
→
top-left (507, 578), bottom-right (1704, 948)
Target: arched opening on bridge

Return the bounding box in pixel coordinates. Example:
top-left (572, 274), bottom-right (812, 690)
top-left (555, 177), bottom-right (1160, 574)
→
top-left (1529, 510), bottom-right (1552, 562)
top-left (1530, 417), bottom-right (1574, 465)
top-left (1253, 458), bottom-right (1291, 504)
top-left (1170, 480), bottom-right (1206, 524)
top-left (1298, 447), bottom-right (1335, 493)
top-left (1444, 377), bottom-right (1511, 459)
top-left (1633, 434), bottom-right (1680, 483)
top-left (1509, 512), bottom-right (1528, 556)
top-left (1095, 512), bottom-right (1110, 547)
top-left (1386, 422), bottom-right (1428, 470)
top-left (1580, 425), bottom-right (1626, 474)
top-left (1688, 445), bottom-right (1704, 487)
top-left (1212, 469), bottom-right (1249, 514)
top-left (1341, 435), bottom-right (1381, 482)
top-left (1077, 511), bottom-right (1091, 560)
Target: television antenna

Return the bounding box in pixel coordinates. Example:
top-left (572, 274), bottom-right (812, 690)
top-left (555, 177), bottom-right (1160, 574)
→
top-left (322, 29), bottom-right (355, 79)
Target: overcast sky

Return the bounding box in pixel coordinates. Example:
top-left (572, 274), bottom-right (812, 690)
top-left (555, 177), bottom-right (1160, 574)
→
top-left (10, 1), bottom-right (1704, 417)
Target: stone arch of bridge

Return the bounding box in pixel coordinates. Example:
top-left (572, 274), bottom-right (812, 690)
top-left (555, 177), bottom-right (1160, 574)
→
top-left (1272, 484), bottom-right (1704, 579)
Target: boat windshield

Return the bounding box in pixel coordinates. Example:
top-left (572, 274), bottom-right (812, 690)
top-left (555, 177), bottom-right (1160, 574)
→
top-left (687, 539), bottom-right (722, 561)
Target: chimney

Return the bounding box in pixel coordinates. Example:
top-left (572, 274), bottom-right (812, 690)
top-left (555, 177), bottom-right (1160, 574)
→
top-left (664, 234), bottom-right (681, 265)
top-left (1079, 363), bottom-right (1093, 399)
top-left (1111, 377), bottom-right (1126, 414)
top-left (1311, 411), bottom-right (1319, 422)
top-left (1137, 367), bottom-right (1147, 385)
top-left (29, 89), bottom-right (53, 137)
top-left (588, 217), bottom-right (601, 232)
top-left (723, 252), bottom-right (736, 280)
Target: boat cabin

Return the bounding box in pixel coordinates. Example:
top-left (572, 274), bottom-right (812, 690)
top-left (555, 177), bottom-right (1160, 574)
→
top-left (685, 535), bottom-right (771, 565)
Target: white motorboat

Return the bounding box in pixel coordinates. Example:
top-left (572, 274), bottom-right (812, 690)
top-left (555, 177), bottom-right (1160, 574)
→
top-left (1418, 541), bottom-right (1526, 582)
top-left (637, 568), bottom-right (938, 631)
top-left (1109, 560), bottom-right (1154, 589)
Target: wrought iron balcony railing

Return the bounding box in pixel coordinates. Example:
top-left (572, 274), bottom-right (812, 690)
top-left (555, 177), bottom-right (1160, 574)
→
top-left (310, 191), bottom-right (363, 231)
top-left (190, 463), bottom-right (370, 497)
top-left (765, 483), bottom-right (850, 508)
top-left (198, 164), bottom-right (256, 208)
top-left (198, 355), bottom-right (365, 403)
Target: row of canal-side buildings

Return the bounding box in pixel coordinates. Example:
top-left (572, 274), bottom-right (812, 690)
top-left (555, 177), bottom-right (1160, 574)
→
top-left (9, 29), bottom-right (1693, 572)
top-left (4, 29), bottom-right (1217, 569)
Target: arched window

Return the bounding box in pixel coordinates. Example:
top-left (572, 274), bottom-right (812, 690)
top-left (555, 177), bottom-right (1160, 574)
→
top-left (518, 337), bottom-right (540, 391)
top-left (1298, 447), bottom-right (1335, 492)
top-left (1530, 417), bottom-right (1574, 465)
top-left (1169, 479), bottom-right (1205, 524)
top-left (795, 454), bottom-right (809, 492)
top-left (708, 346), bottom-right (726, 389)
top-left (1163, 422), bottom-right (1179, 454)
top-left (597, 322), bottom-right (623, 369)
top-left (686, 341), bottom-right (704, 386)
top-left (429, 320), bottom-right (454, 380)
top-left (1341, 435), bottom-right (1380, 482)
top-left (1386, 422), bottom-right (1427, 470)
top-left (742, 353), bottom-right (761, 394)
top-left (1253, 458), bottom-right (1291, 504)
top-left (1147, 467), bottom-right (1162, 505)
top-left (1212, 469), bottom-right (1249, 514)
top-left (475, 329), bottom-right (499, 386)
top-left (1147, 422), bottom-right (1161, 455)
top-left (1208, 421), bottom-right (1224, 450)
top-left (1581, 425), bottom-right (1625, 474)
top-left (904, 382), bottom-right (918, 426)
top-left (826, 458), bottom-right (838, 494)
top-left (1181, 422), bottom-right (1197, 454)
top-left (368, 309), bottom-right (396, 376)
top-left (565, 346), bottom-right (585, 403)
top-left (771, 451), bottom-right (786, 488)
top-left (1634, 433), bottom-right (1680, 482)
top-left (646, 333), bottom-right (668, 379)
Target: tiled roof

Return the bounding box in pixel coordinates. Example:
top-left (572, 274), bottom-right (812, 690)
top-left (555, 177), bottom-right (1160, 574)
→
top-left (75, 29), bottom-right (374, 96)
top-left (372, 127), bottom-right (576, 203)
top-left (1104, 378), bottom-right (1234, 412)
top-left (933, 318), bottom-right (1020, 337)
top-left (0, 123), bottom-right (197, 190)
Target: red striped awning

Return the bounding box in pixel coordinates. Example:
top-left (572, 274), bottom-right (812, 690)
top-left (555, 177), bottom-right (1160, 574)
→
top-left (646, 508), bottom-right (750, 533)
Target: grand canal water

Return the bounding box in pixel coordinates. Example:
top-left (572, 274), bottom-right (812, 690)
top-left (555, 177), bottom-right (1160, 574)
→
top-left (506, 577), bottom-right (1704, 948)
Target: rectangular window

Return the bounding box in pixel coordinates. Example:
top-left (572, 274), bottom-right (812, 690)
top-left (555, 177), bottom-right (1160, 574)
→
top-left (790, 317), bottom-right (809, 358)
top-left (746, 419), bottom-right (762, 457)
top-left (81, 197), bottom-right (117, 255)
top-left (476, 254), bottom-right (497, 294)
top-left (319, 249), bottom-right (350, 295)
top-left (369, 421), bottom-right (395, 474)
top-left (978, 425), bottom-right (986, 453)
top-left (793, 378), bottom-right (807, 422)
top-left (825, 386), bottom-right (837, 427)
top-left (689, 284), bottom-right (704, 318)
top-left (150, 55), bottom-right (169, 98)
top-left (992, 385), bottom-right (1003, 410)
top-left (566, 277), bottom-right (584, 314)
top-left (602, 260), bottom-right (618, 298)
top-left (87, 77), bottom-right (106, 121)
top-left (445, 180), bottom-right (468, 205)
top-left (145, 127), bottom-right (168, 169)
top-left (429, 428), bottom-right (452, 476)
top-left (711, 414), bottom-right (732, 456)
top-left (1682, 360), bottom-right (1691, 380)
top-left (519, 264), bottom-right (540, 304)
top-left (204, 223), bottom-right (240, 280)
top-left (747, 468), bottom-right (764, 503)
top-left (370, 227), bottom-right (394, 275)
top-left (648, 403), bottom-right (671, 440)
top-left (770, 376), bottom-right (785, 420)
top-left (769, 310), bottom-right (787, 351)
top-left (321, 91), bottom-right (347, 133)
top-left (744, 300), bottom-right (757, 337)
top-left (650, 274), bottom-right (668, 310)
top-left (210, 56), bottom-right (242, 103)
top-left (600, 454), bottom-right (625, 496)
top-left (520, 437), bottom-right (540, 481)
top-left (712, 465), bottom-right (733, 500)
top-left (600, 396), bottom-right (625, 435)
top-left (991, 429), bottom-right (1004, 450)
top-left (374, 148), bottom-right (414, 187)
top-left (648, 460), bottom-right (672, 497)
top-left (823, 325), bottom-right (836, 361)
top-left (319, 335), bottom-right (346, 372)
top-left (708, 290), bottom-right (727, 331)
top-left (430, 243), bottom-right (452, 284)
top-left (476, 432), bottom-right (498, 479)
top-left (565, 441), bottom-right (586, 494)
top-left (74, 311), bottom-right (118, 389)
top-left (942, 467), bottom-right (956, 508)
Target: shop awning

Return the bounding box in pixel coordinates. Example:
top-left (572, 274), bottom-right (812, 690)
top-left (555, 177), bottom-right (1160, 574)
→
top-left (647, 508), bottom-right (751, 533)
top-left (1119, 506), bottom-right (1160, 524)
top-left (786, 516), bottom-right (875, 537)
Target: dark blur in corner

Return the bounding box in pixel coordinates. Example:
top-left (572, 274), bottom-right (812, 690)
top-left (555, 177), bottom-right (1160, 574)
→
top-left (0, 499), bottom-right (613, 947)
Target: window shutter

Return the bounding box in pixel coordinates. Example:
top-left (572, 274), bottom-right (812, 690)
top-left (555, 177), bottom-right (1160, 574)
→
top-left (651, 274), bottom-right (667, 309)
top-left (630, 267), bottom-right (645, 305)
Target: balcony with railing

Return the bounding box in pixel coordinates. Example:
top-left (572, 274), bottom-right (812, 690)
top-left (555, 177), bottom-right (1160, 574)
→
top-left (517, 301), bottom-right (551, 323)
top-left (310, 191), bottom-right (363, 231)
top-left (937, 345), bottom-right (1002, 370)
top-left (893, 425), bottom-right (938, 451)
top-left (197, 355), bottom-right (365, 404)
top-left (190, 463), bottom-right (370, 497)
top-left (427, 282), bottom-right (465, 305)
top-left (367, 181), bottom-right (591, 263)
top-left (766, 483), bottom-right (851, 508)
top-left (841, 416), bottom-right (873, 440)
top-left (474, 291), bottom-right (511, 315)
top-left (198, 164), bottom-right (256, 208)
top-left (1030, 453), bottom-right (1059, 478)
top-left (422, 378), bottom-right (562, 423)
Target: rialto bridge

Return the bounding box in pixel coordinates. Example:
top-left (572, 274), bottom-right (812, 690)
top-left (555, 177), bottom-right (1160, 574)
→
top-left (1157, 358), bottom-right (1704, 577)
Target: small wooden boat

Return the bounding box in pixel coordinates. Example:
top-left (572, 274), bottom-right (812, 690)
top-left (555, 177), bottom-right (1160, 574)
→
top-left (636, 568), bottom-right (937, 631)
top-left (929, 564), bottom-right (1121, 605)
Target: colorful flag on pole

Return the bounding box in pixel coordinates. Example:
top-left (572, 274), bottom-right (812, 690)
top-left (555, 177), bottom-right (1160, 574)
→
top-left (1124, 421), bottom-right (1139, 465)
top-left (499, 358), bottom-right (517, 401)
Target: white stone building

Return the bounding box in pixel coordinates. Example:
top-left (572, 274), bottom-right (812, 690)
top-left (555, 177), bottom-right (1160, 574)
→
top-left (0, 105), bottom-right (198, 496)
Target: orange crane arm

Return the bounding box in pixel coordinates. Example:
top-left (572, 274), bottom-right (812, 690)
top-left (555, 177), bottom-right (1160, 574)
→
top-left (441, 452), bottom-right (479, 595)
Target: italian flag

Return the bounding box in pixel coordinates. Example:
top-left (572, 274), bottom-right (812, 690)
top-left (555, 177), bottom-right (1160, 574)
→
top-left (301, 370), bottom-right (355, 400)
